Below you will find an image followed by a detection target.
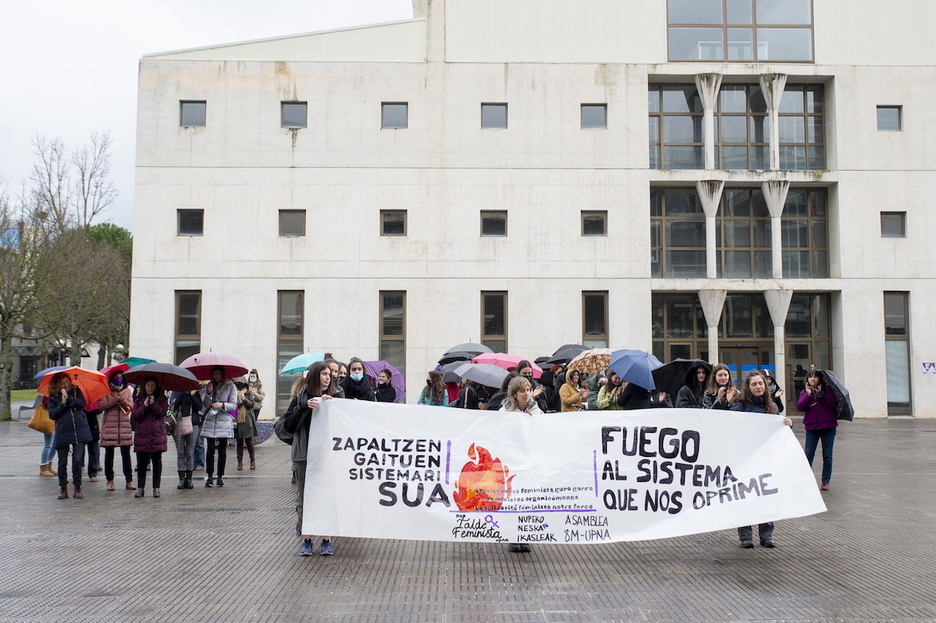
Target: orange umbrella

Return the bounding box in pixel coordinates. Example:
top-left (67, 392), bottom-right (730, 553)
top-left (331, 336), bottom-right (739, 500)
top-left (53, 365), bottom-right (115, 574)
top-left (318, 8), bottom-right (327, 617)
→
top-left (566, 348), bottom-right (613, 377)
top-left (37, 366), bottom-right (111, 404)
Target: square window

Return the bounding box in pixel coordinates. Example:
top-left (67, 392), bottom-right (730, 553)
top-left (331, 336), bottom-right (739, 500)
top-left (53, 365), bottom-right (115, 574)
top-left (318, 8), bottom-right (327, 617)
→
top-left (881, 212), bottom-right (906, 237)
top-left (582, 211), bottom-right (607, 235)
top-left (381, 210), bottom-right (407, 236)
top-left (177, 209), bottom-right (204, 236)
top-left (180, 101), bottom-right (206, 127)
top-left (481, 211), bottom-right (507, 236)
top-left (877, 106), bottom-right (902, 131)
top-left (279, 210), bottom-right (306, 236)
top-left (282, 102), bottom-right (308, 128)
top-left (481, 103), bottom-right (508, 129)
top-left (581, 104), bottom-right (607, 129)
top-left (382, 102), bottom-right (408, 129)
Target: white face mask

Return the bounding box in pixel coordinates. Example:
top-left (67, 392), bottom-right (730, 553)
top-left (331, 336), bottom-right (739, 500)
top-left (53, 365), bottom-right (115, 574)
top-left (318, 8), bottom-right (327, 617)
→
top-left (249, 376), bottom-right (257, 383)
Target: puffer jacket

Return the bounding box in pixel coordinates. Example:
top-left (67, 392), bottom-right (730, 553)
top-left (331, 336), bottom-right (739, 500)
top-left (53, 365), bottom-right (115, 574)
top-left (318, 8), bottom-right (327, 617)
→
top-left (131, 393), bottom-right (169, 453)
top-left (97, 387), bottom-right (134, 447)
top-left (796, 387), bottom-right (838, 430)
top-left (199, 379), bottom-right (236, 439)
top-left (49, 388), bottom-right (91, 448)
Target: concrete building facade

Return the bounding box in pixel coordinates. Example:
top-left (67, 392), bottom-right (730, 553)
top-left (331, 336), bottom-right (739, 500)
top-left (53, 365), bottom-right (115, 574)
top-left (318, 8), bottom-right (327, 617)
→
top-left (131, 0), bottom-right (936, 415)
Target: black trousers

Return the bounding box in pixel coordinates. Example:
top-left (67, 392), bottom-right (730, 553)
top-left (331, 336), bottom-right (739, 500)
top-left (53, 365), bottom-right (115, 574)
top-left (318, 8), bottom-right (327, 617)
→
top-left (205, 438), bottom-right (228, 477)
top-left (57, 442), bottom-right (86, 488)
top-left (136, 451), bottom-right (163, 489)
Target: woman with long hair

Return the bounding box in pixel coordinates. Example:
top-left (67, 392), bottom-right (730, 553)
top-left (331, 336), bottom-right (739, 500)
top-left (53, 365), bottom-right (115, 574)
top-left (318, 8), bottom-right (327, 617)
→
top-left (339, 357), bottom-right (376, 401)
top-left (499, 375), bottom-right (543, 415)
top-left (131, 376), bottom-right (170, 498)
top-left (47, 373), bottom-right (91, 499)
top-left (170, 386), bottom-right (202, 490)
top-left (703, 363), bottom-right (737, 410)
top-left (199, 366), bottom-right (236, 488)
top-left (375, 368), bottom-right (397, 403)
top-left (283, 361), bottom-right (338, 556)
top-left (597, 371), bottom-right (625, 410)
top-left (796, 369), bottom-right (838, 491)
top-left (418, 370), bottom-right (448, 406)
top-left (559, 369), bottom-right (585, 412)
top-left (730, 372), bottom-right (793, 548)
top-left (675, 362), bottom-right (711, 408)
top-left (97, 369), bottom-right (136, 491)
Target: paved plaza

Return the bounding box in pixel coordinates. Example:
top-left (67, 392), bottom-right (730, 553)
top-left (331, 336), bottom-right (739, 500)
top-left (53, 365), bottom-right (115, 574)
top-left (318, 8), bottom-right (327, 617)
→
top-left (1, 410), bottom-right (934, 623)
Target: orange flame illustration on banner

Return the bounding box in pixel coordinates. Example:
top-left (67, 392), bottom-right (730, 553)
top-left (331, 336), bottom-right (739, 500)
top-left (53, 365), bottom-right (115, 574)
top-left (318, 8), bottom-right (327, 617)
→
top-left (453, 443), bottom-right (514, 511)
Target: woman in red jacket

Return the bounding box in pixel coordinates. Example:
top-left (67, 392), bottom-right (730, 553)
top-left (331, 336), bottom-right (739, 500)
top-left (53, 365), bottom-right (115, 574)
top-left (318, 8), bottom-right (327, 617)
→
top-left (795, 370), bottom-right (839, 491)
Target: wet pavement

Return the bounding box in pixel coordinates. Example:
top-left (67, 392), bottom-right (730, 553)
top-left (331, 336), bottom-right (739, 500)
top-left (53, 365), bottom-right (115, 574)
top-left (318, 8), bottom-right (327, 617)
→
top-left (1, 414), bottom-right (934, 623)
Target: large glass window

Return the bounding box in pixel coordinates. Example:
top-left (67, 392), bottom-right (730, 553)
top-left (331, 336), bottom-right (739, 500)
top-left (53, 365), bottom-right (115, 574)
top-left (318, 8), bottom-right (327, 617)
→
top-left (380, 292), bottom-right (406, 376)
top-left (884, 292), bottom-right (911, 415)
top-left (781, 189), bottom-right (828, 277)
top-left (786, 293), bottom-right (832, 398)
top-left (649, 85), bottom-right (704, 170)
top-left (583, 292), bottom-right (609, 348)
top-left (716, 188), bottom-right (772, 278)
top-left (651, 293), bottom-right (709, 363)
top-left (715, 85), bottom-right (769, 169)
top-left (778, 85), bottom-right (824, 170)
top-left (651, 188), bottom-right (706, 278)
top-left (668, 0), bottom-right (814, 62)
top-left (276, 292), bottom-right (304, 412)
top-left (481, 292), bottom-right (507, 353)
top-left (174, 291), bottom-right (201, 365)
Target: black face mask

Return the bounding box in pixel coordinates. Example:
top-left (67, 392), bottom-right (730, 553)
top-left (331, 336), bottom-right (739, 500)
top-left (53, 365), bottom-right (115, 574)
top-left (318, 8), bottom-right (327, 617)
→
top-left (426, 379), bottom-right (432, 386)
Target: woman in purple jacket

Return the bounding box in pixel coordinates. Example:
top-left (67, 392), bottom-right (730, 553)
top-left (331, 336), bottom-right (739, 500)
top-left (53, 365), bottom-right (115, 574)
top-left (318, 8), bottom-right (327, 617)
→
top-left (131, 376), bottom-right (170, 498)
top-left (796, 370), bottom-right (838, 491)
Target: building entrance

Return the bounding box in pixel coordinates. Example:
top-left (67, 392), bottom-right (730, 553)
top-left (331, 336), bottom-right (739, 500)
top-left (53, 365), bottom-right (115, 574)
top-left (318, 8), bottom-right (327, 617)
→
top-left (720, 343), bottom-right (774, 387)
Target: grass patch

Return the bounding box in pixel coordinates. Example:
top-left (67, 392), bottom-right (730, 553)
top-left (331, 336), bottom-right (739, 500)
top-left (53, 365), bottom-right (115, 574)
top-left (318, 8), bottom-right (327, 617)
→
top-left (11, 389), bottom-right (40, 403)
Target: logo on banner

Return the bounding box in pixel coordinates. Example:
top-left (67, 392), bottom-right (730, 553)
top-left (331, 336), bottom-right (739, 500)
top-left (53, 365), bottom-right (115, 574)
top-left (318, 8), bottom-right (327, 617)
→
top-left (453, 443), bottom-right (515, 511)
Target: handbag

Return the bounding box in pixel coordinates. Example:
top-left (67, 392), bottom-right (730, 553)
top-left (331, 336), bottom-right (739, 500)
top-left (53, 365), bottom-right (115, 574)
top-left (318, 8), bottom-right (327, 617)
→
top-left (179, 415), bottom-right (193, 436)
top-left (28, 403), bottom-right (55, 435)
top-left (162, 411), bottom-right (176, 436)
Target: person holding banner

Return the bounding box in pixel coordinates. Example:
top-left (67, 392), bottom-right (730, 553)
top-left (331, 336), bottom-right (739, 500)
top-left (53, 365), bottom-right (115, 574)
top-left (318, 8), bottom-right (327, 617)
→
top-left (499, 375), bottom-right (543, 553)
top-left (730, 371), bottom-right (793, 548)
top-left (283, 361), bottom-right (337, 557)
top-left (796, 369), bottom-right (839, 491)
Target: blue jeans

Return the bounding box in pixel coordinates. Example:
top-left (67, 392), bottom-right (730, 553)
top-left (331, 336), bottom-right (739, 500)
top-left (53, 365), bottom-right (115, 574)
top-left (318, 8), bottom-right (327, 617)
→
top-left (804, 427), bottom-right (837, 484)
top-left (41, 433), bottom-right (56, 464)
top-left (194, 436), bottom-right (205, 468)
top-left (738, 523), bottom-right (774, 543)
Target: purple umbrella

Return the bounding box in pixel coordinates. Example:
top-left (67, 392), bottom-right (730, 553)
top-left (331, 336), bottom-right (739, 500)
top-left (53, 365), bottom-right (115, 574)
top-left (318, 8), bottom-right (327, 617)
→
top-left (363, 361), bottom-right (405, 403)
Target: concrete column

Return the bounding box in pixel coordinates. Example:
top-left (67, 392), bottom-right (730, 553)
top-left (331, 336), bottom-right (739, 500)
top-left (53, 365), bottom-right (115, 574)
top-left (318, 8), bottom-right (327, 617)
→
top-left (698, 289), bottom-right (727, 363)
top-left (695, 74), bottom-right (722, 170)
top-left (697, 180), bottom-right (724, 280)
top-left (419, 0), bottom-right (445, 62)
top-left (759, 73), bottom-right (788, 170)
top-left (762, 180), bottom-right (790, 279)
top-left (764, 288), bottom-right (794, 402)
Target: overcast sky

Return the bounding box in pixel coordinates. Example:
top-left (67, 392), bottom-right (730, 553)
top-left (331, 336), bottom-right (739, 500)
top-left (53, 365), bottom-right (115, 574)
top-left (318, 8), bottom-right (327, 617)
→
top-left (0, 0), bottom-right (414, 231)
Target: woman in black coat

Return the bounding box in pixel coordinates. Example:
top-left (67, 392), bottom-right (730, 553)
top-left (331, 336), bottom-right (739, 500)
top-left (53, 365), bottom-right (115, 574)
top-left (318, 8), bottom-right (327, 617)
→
top-left (47, 373), bottom-right (91, 499)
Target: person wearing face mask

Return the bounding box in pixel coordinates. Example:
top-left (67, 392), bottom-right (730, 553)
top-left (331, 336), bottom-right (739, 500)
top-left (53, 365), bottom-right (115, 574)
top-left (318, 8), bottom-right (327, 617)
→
top-left (199, 366), bottom-right (237, 488)
top-left (247, 368), bottom-right (265, 421)
top-left (234, 377), bottom-right (258, 471)
top-left (97, 369), bottom-right (136, 491)
top-left (339, 357), bottom-right (376, 401)
top-left (418, 370), bottom-right (449, 406)
top-left (375, 369), bottom-right (397, 403)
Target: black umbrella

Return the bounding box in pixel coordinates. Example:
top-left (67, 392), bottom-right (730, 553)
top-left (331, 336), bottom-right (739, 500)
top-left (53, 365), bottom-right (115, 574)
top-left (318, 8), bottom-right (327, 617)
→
top-left (437, 351), bottom-right (477, 365)
top-left (651, 359), bottom-right (712, 398)
top-left (544, 344), bottom-right (588, 365)
top-left (124, 362), bottom-right (201, 392)
top-left (443, 343), bottom-right (493, 356)
top-left (819, 370), bottom-right (854, 421)
top-left (438, 361), bottom-right (465, 384)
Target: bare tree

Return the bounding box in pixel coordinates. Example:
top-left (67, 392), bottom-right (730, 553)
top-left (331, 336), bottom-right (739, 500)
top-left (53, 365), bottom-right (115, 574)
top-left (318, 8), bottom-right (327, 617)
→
top-left (0, 189), bottom-right (58, 420)
top-left (72, 132), bottom-right (118, 228)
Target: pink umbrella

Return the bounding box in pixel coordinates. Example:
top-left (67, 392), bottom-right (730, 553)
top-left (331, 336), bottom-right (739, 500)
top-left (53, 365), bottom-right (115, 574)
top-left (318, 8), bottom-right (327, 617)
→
top-left (179, 352), bottom-right (249, 380)
top-left (470, 353), bottom-right (542, 378)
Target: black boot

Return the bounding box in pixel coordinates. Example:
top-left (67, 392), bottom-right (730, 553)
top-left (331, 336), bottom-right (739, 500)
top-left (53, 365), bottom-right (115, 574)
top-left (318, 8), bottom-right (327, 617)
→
top-left (205, 475), bottom-right (214, 488)
top-left (216, 476), bottom-right (224, 488)
top-left (184, 470), bottom-right (194, 489)
top-left (177, 471), bottom-right (186, 490)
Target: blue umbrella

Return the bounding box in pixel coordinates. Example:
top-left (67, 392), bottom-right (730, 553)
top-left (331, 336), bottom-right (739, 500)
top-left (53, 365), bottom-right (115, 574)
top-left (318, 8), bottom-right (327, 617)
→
top-left (609, 349), bottom-right (664, 391)
top-left (280, 352), bottom-right (326, 375)
top-left (34, 365), bottom-right (69, 380)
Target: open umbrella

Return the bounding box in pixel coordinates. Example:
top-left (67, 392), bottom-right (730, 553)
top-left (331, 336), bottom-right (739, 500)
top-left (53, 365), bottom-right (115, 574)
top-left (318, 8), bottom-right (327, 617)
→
top-left (124, 362), bottom-right (200, 392)
top-left (609, 349), bottom-right (664, 391)
top-left (438, 361), bottom-right (465, 384)
top-left (471, 353), bottom-right (542, 378)
top-left (566, 348), bottom-right (612, 377)
top-left (179, 352), bottom-right (249, 380)
top-left (121, 356), bottom-right (157, 368)
top-left (819, 369), bottom-right (855, 421)
top-left (453, 362), bottom-right (509, 389)
top-left (443, 343), bottom-right (493, 356)
top-left (280, 352), bottom-right (326, 375)
top-left (33, 365), bottom-right (69, 380)
top-left (544, 344), bottom-right (588, 365)
top-left (652, 359), bottom-right (712, 398)
top-left (437, 351), bottom-right (478, 365)
top-left (37, 366), bottom-right (111, 404)
top-left (363, 360), bottom-right (405, 403)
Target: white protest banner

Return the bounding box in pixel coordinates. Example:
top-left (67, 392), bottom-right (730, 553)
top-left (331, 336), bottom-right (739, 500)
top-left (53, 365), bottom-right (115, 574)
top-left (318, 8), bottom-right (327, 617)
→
top-left (302, 400), bottom-right (826, 544)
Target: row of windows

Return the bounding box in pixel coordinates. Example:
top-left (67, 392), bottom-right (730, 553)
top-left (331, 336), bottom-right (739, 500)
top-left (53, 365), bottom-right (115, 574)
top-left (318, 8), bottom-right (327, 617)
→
top-left (180, 100), bottom-right (609, 131)
top-left (177, 203), bottom-right (908, 250)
